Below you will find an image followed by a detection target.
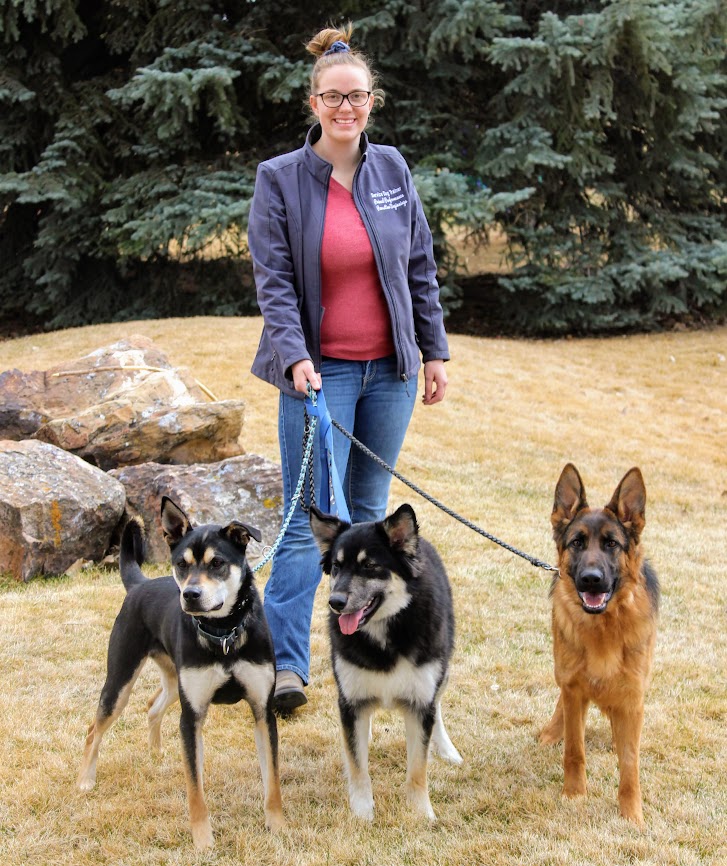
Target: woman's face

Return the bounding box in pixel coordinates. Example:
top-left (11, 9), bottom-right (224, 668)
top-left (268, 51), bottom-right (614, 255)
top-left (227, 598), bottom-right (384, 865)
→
top-left (309, 64), bottom-right (374, 149)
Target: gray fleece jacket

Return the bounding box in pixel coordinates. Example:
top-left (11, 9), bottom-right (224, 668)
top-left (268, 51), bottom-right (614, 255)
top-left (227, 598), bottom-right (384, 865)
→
top-left (248, 124), bottom-right (449, 398)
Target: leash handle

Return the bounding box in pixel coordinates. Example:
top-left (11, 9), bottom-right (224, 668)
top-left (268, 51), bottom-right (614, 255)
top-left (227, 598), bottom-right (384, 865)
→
top-left (304, 386), bottom-right (351, 523)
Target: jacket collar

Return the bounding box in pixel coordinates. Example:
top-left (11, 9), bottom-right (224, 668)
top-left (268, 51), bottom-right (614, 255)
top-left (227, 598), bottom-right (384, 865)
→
top-left (303, 123), bottom-right (369, 182)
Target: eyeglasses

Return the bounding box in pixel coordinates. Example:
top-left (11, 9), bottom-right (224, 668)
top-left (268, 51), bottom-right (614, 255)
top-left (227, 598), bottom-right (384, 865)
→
top-left (314, 90), bottom-right (372, 108)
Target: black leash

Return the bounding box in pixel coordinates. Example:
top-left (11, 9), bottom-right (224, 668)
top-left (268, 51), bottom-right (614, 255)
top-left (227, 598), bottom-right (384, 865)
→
top-left (330, 418), bottom-right (560, 575)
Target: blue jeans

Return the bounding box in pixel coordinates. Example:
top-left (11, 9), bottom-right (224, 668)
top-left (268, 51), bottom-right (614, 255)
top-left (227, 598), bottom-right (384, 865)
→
top-left (263, 356), bottom-right (417, 682)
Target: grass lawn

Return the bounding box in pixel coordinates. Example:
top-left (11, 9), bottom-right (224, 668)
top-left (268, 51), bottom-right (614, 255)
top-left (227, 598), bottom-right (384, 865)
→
top-left (0, 318), bottom-right (725, 865)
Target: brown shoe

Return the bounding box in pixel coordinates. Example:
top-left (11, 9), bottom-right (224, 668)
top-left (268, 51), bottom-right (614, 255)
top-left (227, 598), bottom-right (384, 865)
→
top-left (274, 670), bottom-right (307, 713)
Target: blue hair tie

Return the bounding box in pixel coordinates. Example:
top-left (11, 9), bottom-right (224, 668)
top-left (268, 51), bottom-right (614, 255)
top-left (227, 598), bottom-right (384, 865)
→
top-left (324, 40), bottom-right (350, 55)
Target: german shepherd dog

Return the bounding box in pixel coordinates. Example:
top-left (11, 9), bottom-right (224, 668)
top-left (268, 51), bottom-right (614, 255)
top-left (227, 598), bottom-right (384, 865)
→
top-left (539, 464), bottom-right (659, 828)
top-left (310, 503), bottom-right (462, 822)
top-left (77, 497), bottom-right (285, 849)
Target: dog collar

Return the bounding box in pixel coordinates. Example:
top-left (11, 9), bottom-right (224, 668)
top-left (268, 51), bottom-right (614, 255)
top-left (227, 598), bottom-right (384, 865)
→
top-left (193, 616), bottom-right (247, 655)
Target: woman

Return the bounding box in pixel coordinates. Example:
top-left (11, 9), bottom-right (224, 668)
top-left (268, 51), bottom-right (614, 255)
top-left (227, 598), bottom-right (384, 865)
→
top-left (248, 24), bottom-right (449, 712)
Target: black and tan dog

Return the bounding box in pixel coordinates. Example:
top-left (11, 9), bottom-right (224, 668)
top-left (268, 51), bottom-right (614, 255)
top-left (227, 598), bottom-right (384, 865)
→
top-left (77, 497), bottom-right (284, 848)
top-left (310, 503), bottom-right (462, 822)
top-left (539, 464), bottom-right (659, 828)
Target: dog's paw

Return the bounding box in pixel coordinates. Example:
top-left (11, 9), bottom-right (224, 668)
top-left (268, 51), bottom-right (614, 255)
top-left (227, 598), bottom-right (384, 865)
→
top-left (430, 726), bottom-right (463, 765)
top-left (561, 781), bottom-right (587, 799)
top-left (433, 741), bottom-right (463, 765)
top-left (406, 786), bottom-right (436, 821)
top-left (191, 822), bottom-right (214, 850)
top-left (265, 809), bottom-right (286, 832)
top-left (77, 765), bottom-right (97, 791)
top-left (539, 702), bottom-right (564, 745)
top-left (619, 800), bottom-right (645, 830)
top-left (349, 793), bottom-right (375, 821)
top-left (538, 726), bottom-right (563, 746)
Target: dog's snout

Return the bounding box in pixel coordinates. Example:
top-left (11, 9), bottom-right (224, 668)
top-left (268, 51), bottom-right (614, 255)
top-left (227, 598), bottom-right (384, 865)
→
top-left (329, 592), bottom-right (348, 613)
top-left (183, 585), bottom-right (203, 602)
top-left (578, 568), bottom-right (605, 589)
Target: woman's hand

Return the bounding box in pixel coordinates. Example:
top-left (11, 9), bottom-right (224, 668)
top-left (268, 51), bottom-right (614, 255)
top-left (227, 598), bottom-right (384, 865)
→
top-left (422, 359), bottom-right (447, 405)
top-left (291, 359), bottom-right (322, 395)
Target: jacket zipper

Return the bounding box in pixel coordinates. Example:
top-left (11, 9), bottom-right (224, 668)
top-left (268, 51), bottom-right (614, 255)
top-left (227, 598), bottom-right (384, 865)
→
top-left (351, 161), bottom-right (408, 382)
top-left (316, 164), bottom-right (333, 373)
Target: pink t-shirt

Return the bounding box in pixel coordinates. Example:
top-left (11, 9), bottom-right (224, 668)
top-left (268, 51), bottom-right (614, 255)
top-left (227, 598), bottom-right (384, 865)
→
top-left (320, 178), bottom-right (395, 360)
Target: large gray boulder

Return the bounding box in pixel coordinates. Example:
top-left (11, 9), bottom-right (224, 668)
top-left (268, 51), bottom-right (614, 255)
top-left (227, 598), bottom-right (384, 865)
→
top-left (33, 398), bottom-right (246, 471)
top-left (0, 439), bottom-right (126, 581)
top-left (0, 369), bottom-right (48, 439)
top-left (0, 335), bottom-right (246, 469)
top-left (109, 454), bottom-right (284, 566)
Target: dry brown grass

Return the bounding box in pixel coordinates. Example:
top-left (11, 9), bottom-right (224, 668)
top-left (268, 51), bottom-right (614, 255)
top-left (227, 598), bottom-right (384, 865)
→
top-left (1, 318), bottom-right (726, 866)
top-left (447, 227), bottom-right (513, 274)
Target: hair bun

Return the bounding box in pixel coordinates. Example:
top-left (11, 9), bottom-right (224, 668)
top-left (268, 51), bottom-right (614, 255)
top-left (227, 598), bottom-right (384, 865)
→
top-left (324, 40), bottom-right (350, 56)
top-left (306, 24), bottom-right (354, 57)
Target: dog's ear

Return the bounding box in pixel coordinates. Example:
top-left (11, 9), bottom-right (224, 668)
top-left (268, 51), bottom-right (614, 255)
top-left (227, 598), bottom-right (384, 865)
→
top-left (161, 497), bottom-right (193, 548)
top-left (222, 521), bottom-right (262, 549)
top-left (309, 505), bottom-right (347, 555)
top-left (552, 464), bottom-right (588, 535)
top-left (382, 504), bottom-right (419, 556)
top-left (606, 467), bottom-right (646, 540)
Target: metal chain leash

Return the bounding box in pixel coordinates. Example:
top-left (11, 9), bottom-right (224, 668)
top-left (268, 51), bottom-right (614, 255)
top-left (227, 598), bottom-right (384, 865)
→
top-left (251, 411), bottom-right (317, 574)
top-left (330, 418), bottom-right (560, 574)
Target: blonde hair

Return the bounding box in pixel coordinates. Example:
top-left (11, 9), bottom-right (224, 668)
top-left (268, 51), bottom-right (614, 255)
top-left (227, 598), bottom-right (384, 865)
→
top-left (306, 24), bottom-right (384, 109)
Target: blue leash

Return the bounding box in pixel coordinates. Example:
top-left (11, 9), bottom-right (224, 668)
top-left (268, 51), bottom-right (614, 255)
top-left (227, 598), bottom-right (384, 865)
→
top-left (252, 385), bottom-right (348, 573)
top-left (302, 386), bottom-right (351, 523)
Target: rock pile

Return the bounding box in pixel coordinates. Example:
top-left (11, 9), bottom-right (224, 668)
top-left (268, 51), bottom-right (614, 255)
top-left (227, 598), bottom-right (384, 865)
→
top-left (0, 336), bottom-right (282, 580)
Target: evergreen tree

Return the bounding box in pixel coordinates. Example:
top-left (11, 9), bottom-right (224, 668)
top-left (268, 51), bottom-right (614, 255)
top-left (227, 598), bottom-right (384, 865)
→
top-left (478, 0), bottom-right (727, 332)
top-left (1, 0), bottom-right (725, 334)
top-left (0, 1), bottom-right (311, 329)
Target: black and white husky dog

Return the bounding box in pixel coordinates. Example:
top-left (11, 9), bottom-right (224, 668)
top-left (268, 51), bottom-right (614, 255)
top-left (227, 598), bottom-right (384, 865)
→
top-left (310, 503), bottom-right (462, 821)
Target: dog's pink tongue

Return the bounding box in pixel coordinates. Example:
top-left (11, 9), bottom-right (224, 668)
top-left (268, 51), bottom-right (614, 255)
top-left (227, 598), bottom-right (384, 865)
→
top-left (339, 609), bottom-right (366, 635)
top-left (584, 592), bottom-right (607, 608)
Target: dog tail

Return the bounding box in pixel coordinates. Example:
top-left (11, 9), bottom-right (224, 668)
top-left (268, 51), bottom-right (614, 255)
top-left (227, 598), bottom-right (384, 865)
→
top-left (119, 516), bottom-right (147, 592)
